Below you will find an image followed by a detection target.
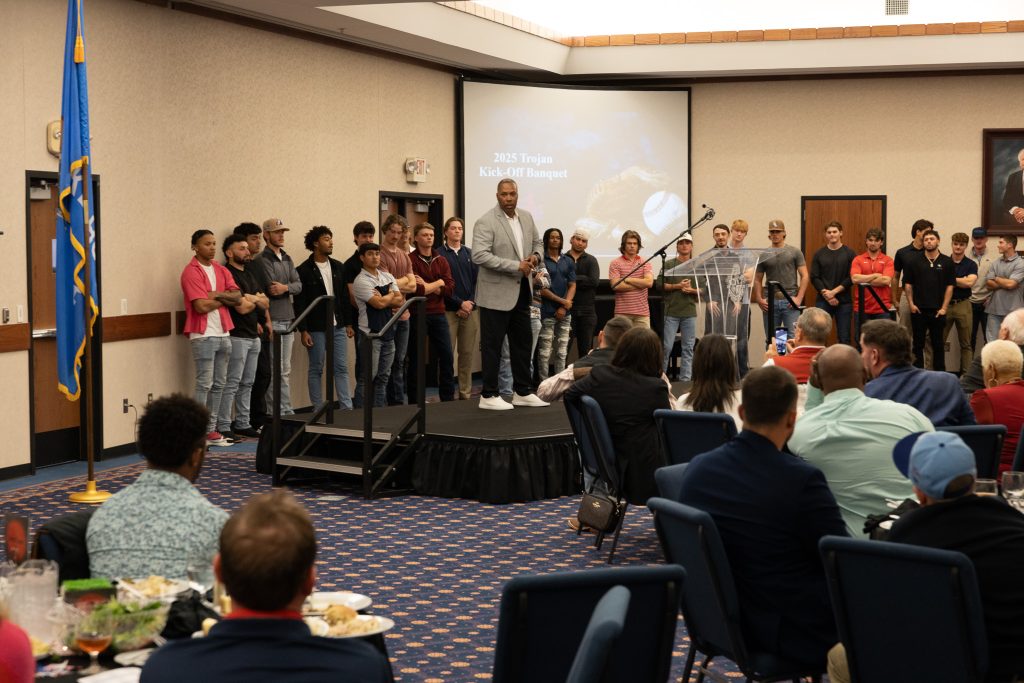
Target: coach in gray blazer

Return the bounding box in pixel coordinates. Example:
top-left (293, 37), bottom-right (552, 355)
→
top-left (472, 178), bottom-right (550, 410)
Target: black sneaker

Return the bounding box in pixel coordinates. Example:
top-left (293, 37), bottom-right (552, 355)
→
top-left (220, 430), bottom-right (244, 443)
top-left (233, 426), bottom-right (261, 438)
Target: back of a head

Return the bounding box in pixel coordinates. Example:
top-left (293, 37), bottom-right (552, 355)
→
top-left (816, 344), bottom-right (865, 394)
top-left (981, 339), bottom-right (1023, 380)
top-left (685, 334), bottom-right (737, 412)
top-left (137, 394), bottom-right (208, 470)
top-left (741, 366), bottom-right (798, 427)
top-left (860, 319), bottom-right (912, 367)
top-left (1001, 309), bottom-right (1024, 346)
top-left (611, 327), bottom-right (663, 378)
top-left (601, 315), bottom-right (633, 350)
top-left (796, 307), bottom-right (832, 345)
top-left (219, 490), bottom-right (316, 612)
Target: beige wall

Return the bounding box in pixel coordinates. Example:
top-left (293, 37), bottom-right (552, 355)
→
top-left (3, 1), bottom-right (1023, 471)
top-left (0, 0), bottom-right (456, 465)
top-left (690, 74), bottom-right (1024, 359)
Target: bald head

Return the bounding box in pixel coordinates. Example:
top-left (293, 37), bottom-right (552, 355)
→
top-left (816, 344), bottom-right (865, 395)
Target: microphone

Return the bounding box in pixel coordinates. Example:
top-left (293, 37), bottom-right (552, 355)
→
top-left (701, 204), bottom-right (716, 219)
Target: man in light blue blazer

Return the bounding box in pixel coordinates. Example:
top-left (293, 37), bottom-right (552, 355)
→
top-left (472, 178), bottom-right (550, 410)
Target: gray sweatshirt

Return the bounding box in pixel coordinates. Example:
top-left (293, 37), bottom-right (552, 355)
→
top-left (253, 247), bottom-right (302, 322)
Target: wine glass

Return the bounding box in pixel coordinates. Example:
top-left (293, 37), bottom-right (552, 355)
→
top-left (1001, 472), bottom-right (1024, 511)
top-left (74, 611), bottom-right (114, 674)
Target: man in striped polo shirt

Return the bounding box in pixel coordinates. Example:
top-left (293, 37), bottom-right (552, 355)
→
top-left (609, 230), bottom-right (653, 327)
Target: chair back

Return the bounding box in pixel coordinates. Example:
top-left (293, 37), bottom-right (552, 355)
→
top-left (493, 566), bottom-right (684, 683)
top-left (938, 424), bottom-right (1005, 479)
top-left (30, 509), bottom-right (95, 583)
top-left (654, 409), bottom-right (737, 466)
top-left (819, 536), bottom-right (988, 683)
top-left (580, 395), bottom-right (623, 493)
top-left (647, 497), bottom-right (748, 664)
top-left (564, 586), bottom-right (630, 683)
top-left (565, 397), bottom-right (600, 481)
top-left (654, 463), bottom-right (688, 500)
top-left (1013, 424), bottom-right (1024, 472)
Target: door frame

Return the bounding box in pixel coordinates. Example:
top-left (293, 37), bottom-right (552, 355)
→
top-left (24, 170), bottom-right (104, 472)
top-left (799, 195), bottom-right (888, 252)
top-left (378, 191), bottom-right (445, 232)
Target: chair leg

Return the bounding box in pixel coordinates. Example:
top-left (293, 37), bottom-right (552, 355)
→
top-left (606, 503), bottom-right (628, 564)
top-left (695, 654), bottom-right (713, 683)
top-left (681, 646), bottom-right (696, 683)
top-left (594, 529), bottom-right (605, 549)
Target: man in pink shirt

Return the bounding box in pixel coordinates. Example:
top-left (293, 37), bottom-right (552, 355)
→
top-left (609, 230), bottom-right (653, 328)
top-left (181, 230), bottom-right (246, 446)
top-left (378, 215), bottom-right (418, 406)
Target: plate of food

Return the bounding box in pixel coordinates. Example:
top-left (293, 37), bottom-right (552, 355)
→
top-left (308, 604), bottom-right (393, 638)
top-left (118, 576), bottom-right (190, 602)
top-left (306, 591), bottom-right (371, 613)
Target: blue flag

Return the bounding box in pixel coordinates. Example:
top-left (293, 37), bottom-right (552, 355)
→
top-left (56, 0), bottom-right (99, 401)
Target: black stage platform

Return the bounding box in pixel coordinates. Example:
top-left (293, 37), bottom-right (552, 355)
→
top-left (267, 382), bottom-right (689, 504)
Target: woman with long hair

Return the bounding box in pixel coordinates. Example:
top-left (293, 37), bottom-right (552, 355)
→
top-left (565, 326), bottom-right (671, 505)
top-left (677, 334), bottom-right (741, 427)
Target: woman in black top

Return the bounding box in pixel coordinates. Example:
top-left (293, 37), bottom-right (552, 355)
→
top-left (565, 326), bottom-right (671, 504)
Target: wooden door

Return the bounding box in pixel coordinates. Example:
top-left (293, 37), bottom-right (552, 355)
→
top-left (801, 196), bottom-right (886, 341)
top-left (28, 178), bottom-right (81, 467)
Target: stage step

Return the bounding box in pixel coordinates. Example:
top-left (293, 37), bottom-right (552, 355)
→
top-left (276, 454), bottom-right (364, 476)
top-left (305, 423), bottom-right (394, 441)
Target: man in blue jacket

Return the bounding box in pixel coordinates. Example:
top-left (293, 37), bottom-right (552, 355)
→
top-left (678, 366), bottom-right (848, 668)
top-left (860, 319), bottom-right (975, 426)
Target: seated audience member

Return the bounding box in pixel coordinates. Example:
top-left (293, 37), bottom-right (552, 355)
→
top-left (961, 308), bottom-right (1024, 396)
top-left (536, 315), bottom-right (633, 402)
top-left (969, 339), bottom-right (1024, 474)
top-left (788, 345), bottom-right (930, 536)
top-left (763, 306), bottom-right (832, 382)
top-left (565, 327), bottom-right (671, 505)
top-left (828, 431), bottom-right (1024, 683)
top-left (678, 366), bottom-right (848, 669)
top-left (858, 319), bottom-right (975, 426)
top-left (87, 395), bottom-right (228, 584)
top-left (141, 491), bottom-right (390, 683)
top-left (0, 608), bottom-right (33, 683)
top-left (675, 334), bottom-right (742, 428)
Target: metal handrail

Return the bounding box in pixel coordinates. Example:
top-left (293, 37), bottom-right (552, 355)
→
top-left (366, 296), bottom-right (426, 340)
top-left (285, 294), bottom-right (335, 335)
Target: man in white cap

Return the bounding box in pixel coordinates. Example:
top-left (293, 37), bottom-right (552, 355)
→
top-left (659, 232), bottom-right (698, 379)
top-left (828, 431), bottom-right (1024, 682)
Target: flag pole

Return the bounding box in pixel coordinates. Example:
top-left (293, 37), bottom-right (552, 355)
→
top-left (69, 157), bottom-right (108, 504)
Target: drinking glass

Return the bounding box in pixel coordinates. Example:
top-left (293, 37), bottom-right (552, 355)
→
top-left (1001, 472), bottom-right (1024, 511)
top-left (75, 611), bottom-right (114, 674)
top-left (975, 478), bottom-right (999, 497)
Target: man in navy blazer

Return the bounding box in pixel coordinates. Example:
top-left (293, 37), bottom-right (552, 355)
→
top-left (471, 178), bottom-right (549, 410)
top-left (678, 366), bottom-right (848, 668)
top-left (141, 491), bottom-right (390, 683)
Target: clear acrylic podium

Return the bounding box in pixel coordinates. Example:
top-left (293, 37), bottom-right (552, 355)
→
top-left (663, 247), bottom-right (778, 350)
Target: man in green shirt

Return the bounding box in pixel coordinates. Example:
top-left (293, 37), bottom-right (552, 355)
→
top-left (660, 232), bottom-right (698, 379)
top-left (788, 344), bottom-right (932, 536)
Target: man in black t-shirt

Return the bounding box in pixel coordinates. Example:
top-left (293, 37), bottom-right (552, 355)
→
top-left (344, 221), bottom-right (376, 409)
top-left (810, 221), bottom-right (857, 344)
top-left (221, 234), bottom-right (271, 438)
top-left (893, 219), bottom-right (930, 347)
top-left (901, 229), bottom-right (954, 371)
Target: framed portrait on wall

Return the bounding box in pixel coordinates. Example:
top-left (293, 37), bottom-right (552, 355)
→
top-left (983, 129), bottom-right (1024, 235)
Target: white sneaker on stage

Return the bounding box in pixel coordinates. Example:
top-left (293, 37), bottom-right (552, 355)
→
top-left (479, 395), bottom-right (514, 411)
top-left (512, 393), bottom-right (550, 407)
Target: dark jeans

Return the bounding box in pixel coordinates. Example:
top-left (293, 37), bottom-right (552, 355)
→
top-left (971, 302), bottom-right (987, 352)
top-left (480, 278), bottom-right (533, 398)
top-left (815, 299), bottom-right (853, 345)
top-left (386, 319), bottom-right (409, 406)
top-left (406, 313), bottom-right (456, 402)
top-left (571, 308), bottom-right (597, 359)
top-left (912, 309), bottom-right (946, 372)
top-left (250, 327), bottom-right (272, 426)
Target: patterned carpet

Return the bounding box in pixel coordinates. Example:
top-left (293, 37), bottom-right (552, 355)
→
top-left (1, 451), bottom-right (748, 682)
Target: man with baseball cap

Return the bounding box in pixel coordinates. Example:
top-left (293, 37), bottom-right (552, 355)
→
top-left (888, 431), bottom-right (1024, 681)
top-left (659, 232), bottom-right (698, 379)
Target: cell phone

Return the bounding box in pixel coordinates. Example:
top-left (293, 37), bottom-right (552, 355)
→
top-left (774, 327), bottom-right (789, 356)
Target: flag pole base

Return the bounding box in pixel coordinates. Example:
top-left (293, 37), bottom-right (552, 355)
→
top-left (69, 479), bottom-right (111, 504)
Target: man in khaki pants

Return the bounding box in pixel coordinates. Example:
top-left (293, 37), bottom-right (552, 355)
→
top-left (944, 232), bottom-right (979, 374)
top-left (439, 217), bottom-right (479, 400)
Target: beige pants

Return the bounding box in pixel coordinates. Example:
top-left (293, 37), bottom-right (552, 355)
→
top-left (827, 643), bottom-right (850, 683)
top-left (943, 298), bottom-right (973, 374)
top-left (446, 309), bottom-right (479, 399)
top-left (621, 314), bottom-right (650, 329)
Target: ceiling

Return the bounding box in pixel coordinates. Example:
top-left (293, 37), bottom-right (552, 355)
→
top-left (177, 0), bottom-right (1024, 80)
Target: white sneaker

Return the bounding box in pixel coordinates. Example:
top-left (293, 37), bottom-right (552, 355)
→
top-left (512, 393), bottom-right (550, 407)
top-left (479, 395), bottom-right (514, 411)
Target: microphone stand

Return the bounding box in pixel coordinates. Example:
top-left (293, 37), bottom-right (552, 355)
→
top-left (611, 207), bottom-right (716, 290)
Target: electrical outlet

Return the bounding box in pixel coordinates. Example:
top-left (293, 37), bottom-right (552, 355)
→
top-left (122, 398), bottom-right (129, 414)
top-left (16, 305), bottom-right (24, 323)
top-left (120, 299), bottom-right (128, 315)
top-left (147, 393), bottom-right (153, 405)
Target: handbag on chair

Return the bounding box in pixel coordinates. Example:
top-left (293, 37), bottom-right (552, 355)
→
top-left (577, 490), bottom-right (624, 533)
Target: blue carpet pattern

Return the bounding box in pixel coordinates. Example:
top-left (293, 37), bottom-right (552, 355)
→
top-left (0, 452), bottom-right (749, 682)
